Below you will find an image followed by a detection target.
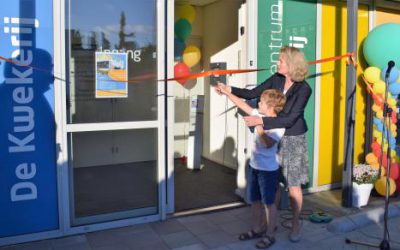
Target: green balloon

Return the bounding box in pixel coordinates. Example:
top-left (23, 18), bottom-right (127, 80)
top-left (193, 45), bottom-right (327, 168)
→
top-left (174, 18), bottom-right (192, 41)
top-left (363, 23), bottom-right (400, 69)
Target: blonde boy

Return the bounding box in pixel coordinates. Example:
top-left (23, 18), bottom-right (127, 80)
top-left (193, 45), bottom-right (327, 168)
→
top-left (218, 85), bottom-right (286, 249)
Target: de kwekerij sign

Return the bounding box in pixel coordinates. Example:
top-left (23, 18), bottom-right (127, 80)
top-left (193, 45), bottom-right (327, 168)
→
top-left (0, 1), bottom-right (58, 237)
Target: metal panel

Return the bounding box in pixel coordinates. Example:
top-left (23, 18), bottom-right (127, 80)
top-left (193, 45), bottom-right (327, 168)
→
top-left (342, 0), bottom-right (358, 207)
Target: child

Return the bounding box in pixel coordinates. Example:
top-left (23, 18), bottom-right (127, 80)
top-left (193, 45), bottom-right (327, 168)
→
top-left (218, 83), bottom-right (286, 249)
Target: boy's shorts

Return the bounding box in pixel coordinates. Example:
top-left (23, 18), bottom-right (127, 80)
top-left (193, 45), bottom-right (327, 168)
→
top-left (248, 166), bottom-right (279, 205)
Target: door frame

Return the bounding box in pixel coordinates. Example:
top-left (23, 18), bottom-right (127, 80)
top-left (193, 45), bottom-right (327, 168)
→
top-left (54, 0), bottom-right (167, 235)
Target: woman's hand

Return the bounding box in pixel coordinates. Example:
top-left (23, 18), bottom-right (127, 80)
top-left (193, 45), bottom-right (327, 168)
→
top-left (243, 116), bottom-right (263, 127)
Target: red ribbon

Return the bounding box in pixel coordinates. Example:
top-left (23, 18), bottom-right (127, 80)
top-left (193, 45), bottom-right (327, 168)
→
top-left (0, 52), bottom-right (358, 83)
top-left (162, 68), bottom-right (266, 82)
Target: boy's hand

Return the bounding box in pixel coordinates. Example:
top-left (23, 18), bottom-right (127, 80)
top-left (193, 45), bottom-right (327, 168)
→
top-left (216, 82), bottom-right (231, 95)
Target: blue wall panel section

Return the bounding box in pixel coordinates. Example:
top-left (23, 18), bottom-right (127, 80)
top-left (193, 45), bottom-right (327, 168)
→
top-left (0, 0), bottom-right (58, 237)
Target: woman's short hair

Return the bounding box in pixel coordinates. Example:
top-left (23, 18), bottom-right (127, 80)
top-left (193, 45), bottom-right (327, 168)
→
top-left (280, 46), bottom-right (308, 82)
top-left (260, 89), bottom-right (287, 114)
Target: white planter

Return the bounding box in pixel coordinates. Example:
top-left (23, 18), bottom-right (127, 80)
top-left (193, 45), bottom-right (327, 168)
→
top-left (352, 182), bottom-right (373, 208)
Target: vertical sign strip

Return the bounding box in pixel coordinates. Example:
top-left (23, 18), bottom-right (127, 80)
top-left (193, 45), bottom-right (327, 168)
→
top-left (257, 0), bottom-right (316, 187)
top-left (0, 0), bottom-right (58, 237)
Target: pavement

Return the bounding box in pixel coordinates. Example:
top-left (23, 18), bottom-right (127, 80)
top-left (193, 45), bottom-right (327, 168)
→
top-left (2, 190), bottom-right (400, 250)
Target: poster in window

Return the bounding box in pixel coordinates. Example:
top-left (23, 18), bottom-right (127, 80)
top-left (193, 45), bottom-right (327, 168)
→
top-left (95, 52), bottom-right (128, 98)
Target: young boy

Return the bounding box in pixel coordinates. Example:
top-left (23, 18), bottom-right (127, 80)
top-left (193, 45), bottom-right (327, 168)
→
top-left (217, 83), bottom-right (286, 249)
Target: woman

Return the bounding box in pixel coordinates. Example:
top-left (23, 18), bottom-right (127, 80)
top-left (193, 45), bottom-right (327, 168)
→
top-left (216, 46), bottom-right (311, 243)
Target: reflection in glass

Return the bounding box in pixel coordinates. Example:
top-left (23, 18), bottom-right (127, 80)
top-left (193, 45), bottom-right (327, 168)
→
top-left (70, 129), bottom-right (158, 222)
top-left (67, 0), bottom-right (158, 123)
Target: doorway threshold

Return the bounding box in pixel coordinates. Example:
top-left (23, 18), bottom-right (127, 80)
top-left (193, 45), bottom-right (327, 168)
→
top-left (170, 201), bottom-right (246, 218)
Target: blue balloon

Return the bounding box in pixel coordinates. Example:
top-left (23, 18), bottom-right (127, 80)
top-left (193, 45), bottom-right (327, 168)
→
top-left (381, 66), bottom-right (399, 83)
top-left (377, 123), bottom-right (383, 132)
top-left (374, 117), bottom-right (383, 126)
top-left (174, 38), bottom-right (186, 60)
top-left (388, 82), bottom-right (400, 95)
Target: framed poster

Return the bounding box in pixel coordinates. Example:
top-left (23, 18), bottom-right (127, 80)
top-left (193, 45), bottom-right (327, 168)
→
top-left (95, 52), bottom-right (128, 98)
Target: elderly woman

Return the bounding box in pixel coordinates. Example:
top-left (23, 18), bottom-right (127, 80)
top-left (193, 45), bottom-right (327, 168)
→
top-left (216, 46), bottom-right (311, 244)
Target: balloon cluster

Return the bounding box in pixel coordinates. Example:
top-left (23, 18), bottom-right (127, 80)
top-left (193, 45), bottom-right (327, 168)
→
top-left (174, 4), bottom-right (201, 85)
top-left (363, 23), bottom-right (400, 196)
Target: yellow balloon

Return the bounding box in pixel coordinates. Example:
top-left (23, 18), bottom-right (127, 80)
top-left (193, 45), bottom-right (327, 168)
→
top-left (374, 177), bottom-right (396, 196)
top-left (376, 111), bottom-right (383, 119)
top-left (373, 80), bottom-right (386, 94)
top-left (364, 67), bottom-right (381, 84)
top-left (366, 152), bottom-right (378, 165)
top-left (373, 129), bottom-right (382, 140)
top-left (176, 4), bottom-right (196, 23)
top-left (183, 45), bottom-right (201, 68)
top-left (372, 104), bottom-right (381, 112)
top-left (380, 167), bottom-right (386, 177)
top-left (388, 98), bottom-right (397, 107)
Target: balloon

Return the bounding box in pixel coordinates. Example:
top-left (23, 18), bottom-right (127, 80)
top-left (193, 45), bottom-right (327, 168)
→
top-left (389, 163), bottom-right (399, 180)
top-left (396, 177), bottom-right (400, 194)
top-left (371, 141), bottom-right (380, 150)
top-left (174, 38), bottom-right (186, 60)
top-left (366, 152), bottom-right (378, 165)
top-left (373, 117), bottom-right (382, 127)
top-left (370, 161), bottom-right (380, 170)
top-left (183, 45), bottom-right (201, 68)
top-left (174, 62), bottom-right (190, 85)
top-left (176, 4), bottom-right (196, 23)
top-left (381, 66), bottom-right (399, 84)
top-left (373, 129), bottom-right (382, 140)
top-left (376, 110), bottom-right (383, 119)
top-left (374, 177), bottom-right (396, 196)
top-left (376, 122), bottom-right (383, 132)
top-left (388, 97), bottom-right (397, 107)
top-left (364, 67), bottom-right (381, 83)
top-left (175, 19), bottom-right (192, 41)
top-left (373, 80), bottom-right (386, 94)
top-left (372, 104), bottom-right (381, 112)
top-left (363, 23), bottom-right (400, 69)
top-left (388, 82), bottom-right (400, 96)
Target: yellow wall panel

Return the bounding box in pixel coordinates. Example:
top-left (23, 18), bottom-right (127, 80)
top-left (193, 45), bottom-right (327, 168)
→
top-left (319, 1), bottom-right (369, 186)
top-left (376, 8), bottom-right (400, 25)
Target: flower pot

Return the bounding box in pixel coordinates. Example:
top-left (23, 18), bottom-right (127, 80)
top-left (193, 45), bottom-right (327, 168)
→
top-left (352, 182), bottom-right (373, 208)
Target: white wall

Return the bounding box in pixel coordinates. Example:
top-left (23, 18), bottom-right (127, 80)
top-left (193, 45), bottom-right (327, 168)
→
top-left (202, 0), bottom-right (244, 169)
top-left (173, 0), bottom-right (243, 164)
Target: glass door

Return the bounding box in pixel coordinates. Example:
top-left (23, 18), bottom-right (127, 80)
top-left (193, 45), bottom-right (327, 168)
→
top-left (65, 0), bottom-right (165, 226)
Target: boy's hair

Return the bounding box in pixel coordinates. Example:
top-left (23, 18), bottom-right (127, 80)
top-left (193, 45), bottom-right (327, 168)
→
top-left (260, 89), bottom-right (287, 114)
top-left (280, 46), bottom-right (308, 82)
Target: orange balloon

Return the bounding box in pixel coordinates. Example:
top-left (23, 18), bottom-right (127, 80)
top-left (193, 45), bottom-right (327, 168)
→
top-left (370, 162), bottom-right (380, 169)
top-left (366, 152), bottom-right (378, 165)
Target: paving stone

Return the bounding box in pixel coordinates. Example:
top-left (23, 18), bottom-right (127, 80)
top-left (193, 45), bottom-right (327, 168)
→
top-left (51, 235), bottom-right (89, 249)
top-left (160, 231), bottom-right (199, 249)
top-left (150, 219), bottom-right (186, 235)
top-left (13, 240), bottom-right (53, 250)
top-left (195, 230), bottom-right (238, 248)
top-left (218, 219), bottom-right (251, 236)
top-left (202, 211), bottom-right (238, 225)
top-left (172, 243), bottom-right (208, 250)
top-left (182, 220), bottom-right (219, 236)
